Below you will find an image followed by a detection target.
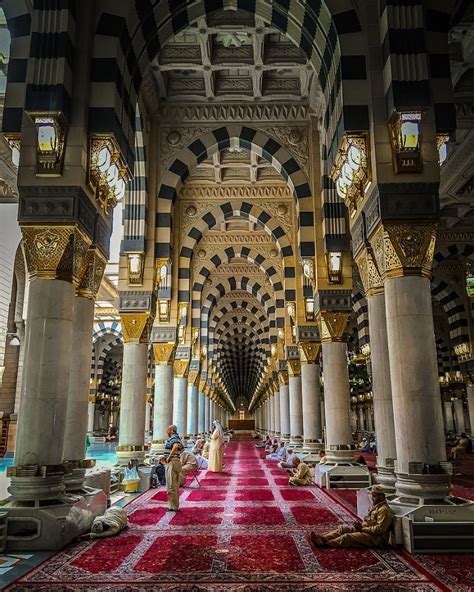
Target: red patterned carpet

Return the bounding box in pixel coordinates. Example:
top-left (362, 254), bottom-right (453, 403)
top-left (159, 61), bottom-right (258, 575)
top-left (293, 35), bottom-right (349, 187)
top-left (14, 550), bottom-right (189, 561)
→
top-left (6, 441), bottom-right (472, 591)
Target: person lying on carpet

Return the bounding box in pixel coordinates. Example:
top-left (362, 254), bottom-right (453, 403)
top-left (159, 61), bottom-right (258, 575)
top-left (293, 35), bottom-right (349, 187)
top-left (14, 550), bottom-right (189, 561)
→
top-left (287, 456), bottom-right (313, 486)
top-left (179, 450), bottom-right (199, 485)
top-left (311, 485), bottom-right (394, 548)
top-left (278, 448), bottom-right (295, 469)
top-left (267, 441), bottom-right (288, 461)
top-left (81, 507), bottom-right (128, 540)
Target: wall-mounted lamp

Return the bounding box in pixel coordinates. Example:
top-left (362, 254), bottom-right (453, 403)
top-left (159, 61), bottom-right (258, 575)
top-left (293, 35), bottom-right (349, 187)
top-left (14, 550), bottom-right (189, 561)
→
top-left (27, 112), bottom-right (68, 176)
top-left (332, 133), bottom-right (370, 215)
top-left (89, 136), bottom-right (129, 213)
top-left (326, 251), bottom-right (342, 283)
top-left (155, 258), bottom-right (171, 291)
top-left (302, 258), bottom-right (316, 290)
top-left (437, 134), bottom-right (449, 166)
top-left (158, 300), bottom-right (170, 322)
top-left (286, 301), bottom-right (296, 323)
top-left (127, 253), bottom-right (144, 285)
top-left (389, 111), bottom-right (423, 173)
top-left (178, 303), bottom-right (188, 344)
top-left (304, 297), bottom-right (315, 322)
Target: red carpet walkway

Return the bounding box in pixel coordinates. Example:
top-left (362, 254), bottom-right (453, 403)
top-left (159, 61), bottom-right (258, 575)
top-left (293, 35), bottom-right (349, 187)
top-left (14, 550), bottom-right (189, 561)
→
top-left (6, 441), bottom-right (472, 591)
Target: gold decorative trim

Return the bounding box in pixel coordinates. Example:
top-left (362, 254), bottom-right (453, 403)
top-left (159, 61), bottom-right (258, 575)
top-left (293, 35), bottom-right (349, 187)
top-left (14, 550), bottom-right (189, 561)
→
top-left (77, 248), bottom-right (107, 299)
top-left (287, 360), bottom-right (301, 377)
top-left (153, 343), bottom-right (176, 364)
top-left (298, 342), bottom-right (321, 364)
top-left (318, 311), bottom-right (350, 343)
top-left (121, 313), bottom-right (151, 344)
top-left (174, 359), bottom-right (190, 378)
top-left (354, 245), bottom-right (383, 297)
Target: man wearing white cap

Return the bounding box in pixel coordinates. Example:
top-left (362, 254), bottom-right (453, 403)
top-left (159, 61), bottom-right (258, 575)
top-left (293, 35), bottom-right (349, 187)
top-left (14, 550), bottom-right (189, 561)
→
top-left (311, 485), bottom-right (394, 548)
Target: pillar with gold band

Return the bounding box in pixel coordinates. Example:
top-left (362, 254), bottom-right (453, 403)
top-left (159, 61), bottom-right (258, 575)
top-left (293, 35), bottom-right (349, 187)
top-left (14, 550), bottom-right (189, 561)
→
top-left (198, 378), bottom-right (206, 435)
top-left (10, 224), bottom-right (93, 501)
top-left (287, 346), bottom-right (303, 448)
top-left (299, 337), bottom-right (322, 453)
top-left (151, 336), bottom-right (176, 454)
top-left (278, 366), bottom-right (290, 441)
top-left (187, 359), bottom-right (200, 440)
top-left (116, 308), bottom-right (153, 464)
top-left (355, 243), bottom-right (397, 487)
top-left (63, 248), bottom-right (107, 491)
top-left (317, 304), bottom-right (354, 463)
top-left (172, 348), bottom-right (190, 442)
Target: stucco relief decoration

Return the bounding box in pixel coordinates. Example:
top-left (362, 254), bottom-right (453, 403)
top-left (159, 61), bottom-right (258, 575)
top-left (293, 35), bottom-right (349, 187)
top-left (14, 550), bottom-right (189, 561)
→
top-left (161, 127), bottom-right (208, 169)
top-left (265, 126), bottom-right (308, 172)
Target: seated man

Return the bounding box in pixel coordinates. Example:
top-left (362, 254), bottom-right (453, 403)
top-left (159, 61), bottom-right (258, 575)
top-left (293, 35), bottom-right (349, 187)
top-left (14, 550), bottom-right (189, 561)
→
top-left (287, 456), bottom-right (313, 486)
top-left (256, 435), bottom-right (272, 449)
top-left (82, 507), bottom-right (128, 540)
top-left (196, 453), bottom-right (208, 470)
top-left (267, 441), bottom-right (287, 461)
top-left (311, 485), bottom-right (394, 548)
top-left (278, 448), bottom-right (295, 469)
top-left (150, 457), bottom-right (166, 488)
top-left (179, 450), bottom-right (199, 486)
top-left (192, 438), bottom-right (205, 455)
top-left (451, 433), bottom-right (470, 460)
top-left (318, 450), bottom-right (327, 464)
top-left (202, 440), bottom-right (210, 459)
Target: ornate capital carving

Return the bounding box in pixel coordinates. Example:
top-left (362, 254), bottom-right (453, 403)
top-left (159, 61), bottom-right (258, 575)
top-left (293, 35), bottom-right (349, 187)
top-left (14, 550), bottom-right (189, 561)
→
top-left (121, 313), bottom-right (151, 344)
top-left (153, 343), bottom-right (175, 365)
top-left (318, 311), bottom-right (350, 343)
top-left (354, 245), bottom-right (383, 297)
top-left (278, 370), bottom-right (289, 386)
top-left (173, 359), bottom-right (190, 378)
top-left (287, 360), bottom-right (301, 377)
top-left (22, 225), bottom-right (91, 284)
top-left (369, 223), bottom-right (437, 280)
top-left (298, 342), bottom-right (321, 364)
top-left (77, 248), bottom-right (107, 299)
top-left (188, 369), bottom-right (200, 386)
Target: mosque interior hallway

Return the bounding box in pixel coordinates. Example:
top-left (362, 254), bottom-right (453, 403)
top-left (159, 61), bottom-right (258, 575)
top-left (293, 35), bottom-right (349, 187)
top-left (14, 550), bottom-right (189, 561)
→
top-left (3, 438), bottom-right (472, 592)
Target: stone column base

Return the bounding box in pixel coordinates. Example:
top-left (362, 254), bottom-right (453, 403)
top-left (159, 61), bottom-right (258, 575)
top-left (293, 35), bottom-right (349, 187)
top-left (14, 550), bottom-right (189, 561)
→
top-left (394, 471), bottom-right (451, 504)
top-left (150, 440), bottom-right (167, 456)
top-left (289, 436), bottom-right (303, 448)
top-left (303, 438), bottom-right (323, 453)
top-left (8, 474), bottom-right (65, 501)
top-left (375, 461), bottom-right (397, 489)
top-left (280, 433), bottom-right (290, 441)
top-left (115, 445), bottom-right (145, 465)
top-left (325, 448), bottom-right (355, 463)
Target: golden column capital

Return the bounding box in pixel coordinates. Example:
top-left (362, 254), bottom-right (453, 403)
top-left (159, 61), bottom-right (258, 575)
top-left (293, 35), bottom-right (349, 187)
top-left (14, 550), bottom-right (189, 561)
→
top-left (368, 222), bottom-right (436, 281)
top-left (298, 342), bottom-right (321, 364)
top-left (153, 343), bottom-right (176, 365)
top-left (77, 248), bottom-right (107, 299)
top-left (278, 369), bottom-right (289, 386)
top-left (21, 225), bottom-right (92, 284)
top-left (173, 359), bottom-right (190, 378)
top-left (354, 245), bottom-right (384, 298)
top-left (199, 379), bottom-right (206, 392)
top-left (318, 311), bottom-right (350, 343)
top-left (287, 360), bottom-right (301, 377)
top-left (188, 369), bottom-right (200, 386)
top-left (121, 312), bottom-right (151, 344)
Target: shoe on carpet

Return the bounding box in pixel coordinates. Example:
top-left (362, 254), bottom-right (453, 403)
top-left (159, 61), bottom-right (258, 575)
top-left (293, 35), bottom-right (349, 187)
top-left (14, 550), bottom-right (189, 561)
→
top-left (167, 508), bottom-right (178, 512)
top-left (310, 532), bottom-right (325, 547)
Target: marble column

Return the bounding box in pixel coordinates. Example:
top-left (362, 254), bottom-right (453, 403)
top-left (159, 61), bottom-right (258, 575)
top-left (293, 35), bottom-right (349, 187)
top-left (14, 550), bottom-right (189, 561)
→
top-left (11, 278), bottom-right (75, 499)
top-left (443, 400), bottom-right (454, 432)
top-left (269, 395), bottom-right (275, 435)
top-left (273, 390), bottom-right (281, 437)
top-left (288, 362), bottom-right (303, 447)
top-left (321, 340), bottom-right (354, 462)
top-left (87, 398), bottom-right (95, 433)
top-left (172, 376), bottom-right (188, 439)
top-left (358, 406), bottom-right (365, 431)
top-left (117, 340), bottom-right (148, 464)
top-left (385, 275), bottom-right (448, 498)
top-left (279, 379), bottom-right (290, 441)
top-left (467, 385), bottom-right (474, 435)
top-left (300, 351), bottom-right (322, 452)
top-left (198, 391), bottom-right (205, 434)
top-left (367, 291), bottom-right (397, 485)
top-left (205, 396), bottom-right (211, 432)
top-left (151, 360), bottom-right (174, 454)
top-left (453, 398), bottom-right (465, 435)
top-left (187, 383), bottom-right (199, 439)
top-left (144, 397), bottom-right (152, 437)
top-left (63, 294), bottom-right (95, 490)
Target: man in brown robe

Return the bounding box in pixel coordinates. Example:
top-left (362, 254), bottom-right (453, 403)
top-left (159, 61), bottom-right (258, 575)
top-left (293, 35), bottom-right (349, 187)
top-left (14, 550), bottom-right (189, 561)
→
top-left (311, 485), bottom-right (394, 548)
top-left (288, 457), bottom-right (313, 486)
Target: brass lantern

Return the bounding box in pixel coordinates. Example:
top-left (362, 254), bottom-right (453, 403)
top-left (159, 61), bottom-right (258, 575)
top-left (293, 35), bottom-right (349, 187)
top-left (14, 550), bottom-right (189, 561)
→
top-left (27, 112), bottom-right (68, 176)
top-left (389, 111), bottom-right (423, 173)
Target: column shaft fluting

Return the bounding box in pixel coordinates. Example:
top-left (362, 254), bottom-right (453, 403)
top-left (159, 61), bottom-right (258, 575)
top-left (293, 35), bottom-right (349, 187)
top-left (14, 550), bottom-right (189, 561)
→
top-left (301, 362), bottom-right (322, 451)
top-left (322, 341), bottom-right (353, 462)
top-left (385, 276), bottom-right (447, 496)
top-left (289, 376), bottom-right (303, 446)
top-left (151, 364), bottom-right (173, 453)
top-left (279, 383), bottom-right (290, 440)
top-left (117, 342), bottom-right (148, 462)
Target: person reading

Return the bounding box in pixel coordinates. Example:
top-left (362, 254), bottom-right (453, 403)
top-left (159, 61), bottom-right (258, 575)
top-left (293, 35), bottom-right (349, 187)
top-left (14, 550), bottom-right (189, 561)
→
top-left (287, 456), bottom-right (313, 486)
top-left (311, 484), bottom-right (394, 548)
top-left (179, 450), bottom-right (199, 485)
